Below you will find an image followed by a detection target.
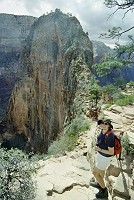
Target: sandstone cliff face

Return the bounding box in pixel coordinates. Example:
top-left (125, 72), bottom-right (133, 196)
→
top-left (0, 13), bottom-right (36, 120)
top-left (3, 10), bottom-right (93, 153)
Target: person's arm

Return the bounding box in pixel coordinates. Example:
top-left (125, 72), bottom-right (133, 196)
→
top-left (95, 146), bottom-right (114, 155)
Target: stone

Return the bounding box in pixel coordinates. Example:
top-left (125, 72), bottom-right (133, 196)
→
top-left (47, 186), bottom-right (95, 200)
top-left (127, 132), bottom-right (134, 145)
top-left (72, 156), bottom-right (90, 171)
top-left (108, 105), bottom-right (123, 114)
top-left (36, 177), bottom-right (53, 193)
top-left (113, 172), bottom-right (130, 198)
top-left (123, 106), bottom-right (134, 118)
top-left (33, 104), bottom-right (134, 200)
top-left (106, 164), bottom-right (121, 177)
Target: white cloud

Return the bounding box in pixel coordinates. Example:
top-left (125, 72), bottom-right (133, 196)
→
top-left (0, 0), bottom-right (133, 47)
top-left (0, 0), bottom-right (29, 15)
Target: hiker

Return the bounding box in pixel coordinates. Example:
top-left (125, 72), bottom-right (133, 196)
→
top-left (90, 119), bottom-right (114, 199)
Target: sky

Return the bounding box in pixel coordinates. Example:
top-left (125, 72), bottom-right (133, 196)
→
top-left (0, 0), bottom-right (133, 48)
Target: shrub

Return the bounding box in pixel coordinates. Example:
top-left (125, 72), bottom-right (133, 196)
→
top-left (113, 77), bottom-right (127, 90)
top-left (112, 89), bottom-right (123, 101)
top-left (102, 84), bottom-right (117, 103)
top-left (48, 115), bottom-right (90, 155)
top-left (0, 148), bottom-right (38, 200)
top-left (66, 115), bottom-right (89, 134)
top-left (104, 103), bottom-right (112, 109)
top-left (115, 94), bottom-right (134, 106)
top-left (127, 81), bottom-right (134, 87)
top-left (123, 134), bottom-right (134, 155)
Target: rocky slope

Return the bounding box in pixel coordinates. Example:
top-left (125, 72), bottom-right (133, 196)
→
top-left (1, 10), bottom-right (93, 153)
top-left (34, 104), bottom-right (134, 200)
top-left (92, 40), bottom-right (112, 64)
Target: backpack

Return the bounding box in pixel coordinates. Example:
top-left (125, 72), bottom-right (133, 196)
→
top-left (105, 131), bottom-right (122, 158)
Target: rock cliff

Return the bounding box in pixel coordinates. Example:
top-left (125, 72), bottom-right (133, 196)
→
top-left (0, 13), bottom-right (36, 120)
top-left (2, 10), bottom-right (93, 153)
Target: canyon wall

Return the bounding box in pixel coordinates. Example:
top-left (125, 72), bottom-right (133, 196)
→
top-left (0, 13), bottom-right (36, 120)
top-left (2, 10), bottom-right (93, 153)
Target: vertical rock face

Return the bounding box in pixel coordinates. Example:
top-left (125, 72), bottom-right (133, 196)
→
top-left (0, 14), bottom-right (36, 120)
top-left (3, 10), bottom-right (93, 153)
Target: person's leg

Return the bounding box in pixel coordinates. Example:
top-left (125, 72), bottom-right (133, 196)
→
top-left (92, 167), bottom-right (106, 189)
top-left (99, 169), bottom-right (105, 182)
top-left (92, 167), bottom-right (108, 198)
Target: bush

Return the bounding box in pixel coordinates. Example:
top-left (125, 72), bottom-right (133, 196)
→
top-left (102, 84), bottom-right (117, 103)
top-left (113, 77), bottom-right (127, 90)
top-left (0, 148), bottom-right (38, 200)
top-left (104, 103), bottom-right (112, 109)
top-left (123, 134), bottom-right (134, 155)
top-left (115, 94), bottom-right (134, 106)
top-left (48, 115), bottom-right (90, 155)
top-left (67, 115), bottom-right (89, 134)
top-left (127, 81), bottom-right (134, 87)
top-left (112, 89), bottom-right (123, 101)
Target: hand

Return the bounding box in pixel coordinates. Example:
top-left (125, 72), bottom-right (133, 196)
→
top-left (95, 146), bottom-right (101, 152)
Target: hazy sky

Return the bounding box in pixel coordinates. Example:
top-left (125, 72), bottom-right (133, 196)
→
top-left (0, 0), bottom-right (133, 47)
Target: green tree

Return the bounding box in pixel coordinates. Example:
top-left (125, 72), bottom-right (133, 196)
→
top-left (80, 76), bottom-right (102, 106)
top-left (93, 52), bottom-right (124, 77)
top-left (0, 149), bottom-right (38, 200)
top-left (93, 37), bottom-right (134, 77)
top-left (93, 0), bottom-right (134, 77)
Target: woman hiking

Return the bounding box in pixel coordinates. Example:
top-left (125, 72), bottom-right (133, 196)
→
top-left (90, 119), bottom-right (114, 199)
